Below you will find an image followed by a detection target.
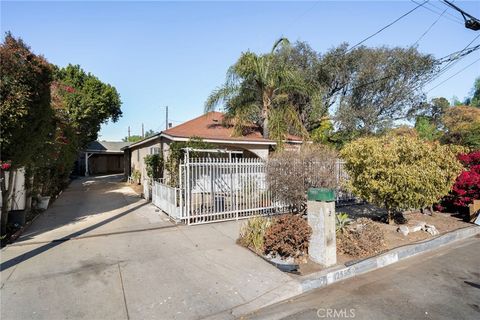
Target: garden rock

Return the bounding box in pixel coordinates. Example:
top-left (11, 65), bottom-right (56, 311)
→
top-left (415, 221), bottom-right (427, 228)
top-left (397, 225), bottom-right (409, 236)
top-left (410, 225), bottom-right (423, 233)
top-left (423, 224), bottom-right (439, 236)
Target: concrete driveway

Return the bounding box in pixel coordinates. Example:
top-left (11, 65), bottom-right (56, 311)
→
top-left (0, 175), bottom-right (290, 320)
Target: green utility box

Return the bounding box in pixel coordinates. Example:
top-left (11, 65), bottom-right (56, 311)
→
top-left (307, 188), bottom-right (335, 202)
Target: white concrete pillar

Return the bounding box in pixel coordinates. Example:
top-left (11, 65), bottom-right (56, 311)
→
top-left (307, 200), bottom-right (337, 267)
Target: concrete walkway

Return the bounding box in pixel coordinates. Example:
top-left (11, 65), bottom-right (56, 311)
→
top-left (0, 175), bottom-right (290, 320)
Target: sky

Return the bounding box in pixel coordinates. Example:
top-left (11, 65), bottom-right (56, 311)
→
top-left (2, 0), bottom-right (479, 141)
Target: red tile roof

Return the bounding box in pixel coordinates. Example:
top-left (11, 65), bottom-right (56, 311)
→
top-left (163, 112), bottom-right (302, 143)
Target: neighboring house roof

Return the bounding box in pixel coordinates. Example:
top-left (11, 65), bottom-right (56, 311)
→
top-left (85, 141), bottom-right (132, 154)
top-left (123, 111), bottom-right (303, 149)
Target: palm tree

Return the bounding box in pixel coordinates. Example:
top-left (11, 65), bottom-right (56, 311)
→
top-left (205, 38), bottom-right (320, 141)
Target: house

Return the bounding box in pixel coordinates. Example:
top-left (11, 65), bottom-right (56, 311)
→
top-left (77, 141), bottom-right (132, 176)
top-left (122, 111), bottom-right (302, 182)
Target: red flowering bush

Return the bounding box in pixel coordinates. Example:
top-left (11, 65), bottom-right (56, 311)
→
top-left (443, 151), bottom-right (480, 209)
top-left (0, 162), bottom-right (11, 170)
top-left (457, 151), bottom-right (480, 166)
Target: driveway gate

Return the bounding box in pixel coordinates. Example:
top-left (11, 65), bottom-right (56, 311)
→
top-left (152, 149), bottom-right (356, 225)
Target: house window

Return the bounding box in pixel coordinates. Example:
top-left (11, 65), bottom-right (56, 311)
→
top-left (150, 147), bottom-right (160, 155)
top-left (137, 150), bottom-right (140, 162)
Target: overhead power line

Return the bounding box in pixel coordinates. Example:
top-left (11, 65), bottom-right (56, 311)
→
top-left (427, 34), bottom-right (480, 86)
top-left (441, 0), bottom-right (480, 30)
top-left (412, 5), bottom-right (448, 46)
top-left (410, 0), bottom-right (463, 24)
top-left (427, 56), bottom-right (480, 92)
top-left (347, 0), bottom-right (429, 52)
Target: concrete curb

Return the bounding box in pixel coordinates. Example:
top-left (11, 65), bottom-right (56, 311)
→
top-left (227, 225), bottom-right (480, 318)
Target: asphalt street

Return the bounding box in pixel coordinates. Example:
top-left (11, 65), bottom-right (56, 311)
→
top-left (246, 235), bottom-right (480, 320)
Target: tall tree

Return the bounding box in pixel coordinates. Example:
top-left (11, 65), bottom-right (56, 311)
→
top-left (319, 45), bottom-right (436, 136)
top-left (0, 33), bottom-right (53, 238)
top-left (274, 41), bottom-right (326, 132)
top-left (205, 38), bottom-right (319, 141)
top-left (54, 64), bottom-right (122, 147)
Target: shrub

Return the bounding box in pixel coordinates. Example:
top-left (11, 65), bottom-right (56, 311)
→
top-left (337, 218), bottom-right (385, 258)
top-left (264, 214), bottom-right (312, 259)
top-left (131, 169), bottom-right (141, 184)
top-left (267, 144), bottom-right (338, 213)
top-left (442, 151), bottom-right (480, 209)
top-left (238, 217), bottom-right (271, 253)
top-left (341, 134), bottom-right (463, 224)
top-left (144, 154), bottom-right (163, 180)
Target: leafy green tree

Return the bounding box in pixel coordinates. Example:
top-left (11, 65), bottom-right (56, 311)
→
top-left (54, 64), bottom-right (122, 147)
top-left (123, 135), bottom-right (143, 142)
top-left (469, 77), bottom-right (480, 108)
top-left (341, 134), bottom-right (462, 224)
top-left (33, 81), bottom-right (81, 197)
top-left (274, 41), bottom-right (326, 132)
top-left (319, 45), bottom-right (436, 138)
top-left (122, 129), bottom-right (158, 142)
top-left (415, 116), bottom-right (441, 141)
top-left (0, 33), bottom-right (54, 238)
top-left (310, 117), bottom-right (334, 145)
top-left (205, 38), bottom-right (319, 141)
top-left (413, 97), bottom-right (450, 127)
top-left (441, 105), bottom-right (480, 149)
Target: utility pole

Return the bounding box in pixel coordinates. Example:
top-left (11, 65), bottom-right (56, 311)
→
top-left (142, 123), bottom-right (144, 138)
top-left (128, 126), bottom-right (131, 140)
top-left (160, 106), bottom-right (169, 130)
top-left (165, 106), bottom-right (169, 130)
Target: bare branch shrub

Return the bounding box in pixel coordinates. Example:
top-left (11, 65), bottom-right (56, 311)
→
top-left (337, 218), bottom-right (385, 258)
top-left (267, 144), bottom-right (338, 213)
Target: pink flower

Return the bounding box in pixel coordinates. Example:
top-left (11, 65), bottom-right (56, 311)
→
top-left (1, 163), bottom-right (11, 170)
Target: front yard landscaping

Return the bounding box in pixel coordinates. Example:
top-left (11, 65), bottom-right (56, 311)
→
top-left (238, 206), bottom-right (474, 276)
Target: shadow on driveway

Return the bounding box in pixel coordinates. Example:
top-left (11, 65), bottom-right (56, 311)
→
top-left (1, 201), bottom-right (148, 272)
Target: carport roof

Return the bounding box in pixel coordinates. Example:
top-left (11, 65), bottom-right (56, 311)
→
top-left (85, 141), bottom-right (132, 154)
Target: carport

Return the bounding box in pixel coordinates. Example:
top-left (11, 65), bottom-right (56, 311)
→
top-left (79, 141), bottom-right (132, 176)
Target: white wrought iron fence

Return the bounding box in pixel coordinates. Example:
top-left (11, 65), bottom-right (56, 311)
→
top-left (151, 155), bottom-right (357, 225)
top-left (152, 181), bottom-right (181, 220)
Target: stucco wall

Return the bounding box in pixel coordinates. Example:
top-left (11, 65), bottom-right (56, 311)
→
top-left (129, 139), bottom-right (162, 182)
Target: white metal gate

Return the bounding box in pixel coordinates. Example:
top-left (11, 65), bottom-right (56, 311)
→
top-left (179, 157), bottom-right (287, 225)
top-left (151, 153), bottom-right (356, 225)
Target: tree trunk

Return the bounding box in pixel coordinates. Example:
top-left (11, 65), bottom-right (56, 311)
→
top-left (262, 116), bottom-right (269, 139)
top-left (24, 171), bottom-right (34, 213)
top-left (262, 90), bottom-right (272, 139)
top-left (385, 203), bottom-right (394, 225)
